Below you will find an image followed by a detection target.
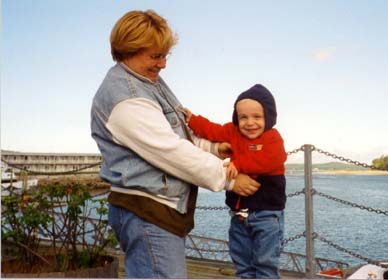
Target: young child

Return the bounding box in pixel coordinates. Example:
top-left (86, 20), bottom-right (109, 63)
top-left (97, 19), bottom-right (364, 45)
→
top-left (183, 84), bottom-right (287, 279)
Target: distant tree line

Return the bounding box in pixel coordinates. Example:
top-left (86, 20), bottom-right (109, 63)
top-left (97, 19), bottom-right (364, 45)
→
top-left (372, 155), bottom-right (388, 170)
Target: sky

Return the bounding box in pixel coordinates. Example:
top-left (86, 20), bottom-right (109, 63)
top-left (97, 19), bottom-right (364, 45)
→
top-left (2, 0), bottom-right (388, 164)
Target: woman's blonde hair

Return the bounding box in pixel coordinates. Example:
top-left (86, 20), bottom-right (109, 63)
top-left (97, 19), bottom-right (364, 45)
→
top-left (110, 10), bottom-right (177, 61)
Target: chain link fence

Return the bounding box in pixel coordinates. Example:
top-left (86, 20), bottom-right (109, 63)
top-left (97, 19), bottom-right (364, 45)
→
top-left (313, 189), bottom-right (388, 216)
top-left (190, 145), bottom-right (388, 270)
top-left (2, 145), bottom-right (387, 271)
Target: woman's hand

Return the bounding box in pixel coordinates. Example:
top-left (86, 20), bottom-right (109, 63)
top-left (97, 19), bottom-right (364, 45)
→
top-left (232, 174), bottom-right (261, 196)
top-left (218, 142), bottom-right (232, 159)
top-left (181, 107), bottom-right (192, 123)
top-left (224, 161), bottom-right (238, 180)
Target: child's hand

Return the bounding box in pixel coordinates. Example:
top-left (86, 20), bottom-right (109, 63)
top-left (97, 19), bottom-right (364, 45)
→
top-left (218, 142), bottom-right (232, 159)
top-left (223, 161), bottom-right (238, 180)
top-left (181, 107), bottom-right (193, 123)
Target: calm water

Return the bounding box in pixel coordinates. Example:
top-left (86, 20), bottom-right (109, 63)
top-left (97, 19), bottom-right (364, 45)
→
top-left (191, 174), bottom-right (388, 267)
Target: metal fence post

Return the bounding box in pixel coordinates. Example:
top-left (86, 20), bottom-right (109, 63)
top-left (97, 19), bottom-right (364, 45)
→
top-left (304, 144), bottom-right (315, 278)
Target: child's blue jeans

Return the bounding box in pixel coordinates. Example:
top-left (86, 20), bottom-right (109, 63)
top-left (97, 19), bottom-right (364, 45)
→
top-left (228, 210), bottom-right (284, 279)
top-left (108, 203), bottom-right (187, 278)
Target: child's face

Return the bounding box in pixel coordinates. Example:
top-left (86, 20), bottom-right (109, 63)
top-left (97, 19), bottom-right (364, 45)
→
top-left (236, 99), bottom-right (265, 139)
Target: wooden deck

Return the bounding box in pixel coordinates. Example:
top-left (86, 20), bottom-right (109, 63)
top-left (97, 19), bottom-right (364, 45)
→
top-left (186, 257), bottom-right (304, 278)
top-left (113, 252), bottom-right (305, 278)
top-left (187, 257), bottom-right (236, 278)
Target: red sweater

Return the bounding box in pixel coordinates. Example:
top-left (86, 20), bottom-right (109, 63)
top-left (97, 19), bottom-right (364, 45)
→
top-left (189, 115), bottom-right (287, 177)
top-left (189, 114), bottom-right (287, 211)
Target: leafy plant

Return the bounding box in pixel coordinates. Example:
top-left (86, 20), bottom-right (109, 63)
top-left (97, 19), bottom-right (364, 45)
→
top-left (1, 193), bottom-right (53, 270)
top-left (1, 183), bottom-right (116, 273)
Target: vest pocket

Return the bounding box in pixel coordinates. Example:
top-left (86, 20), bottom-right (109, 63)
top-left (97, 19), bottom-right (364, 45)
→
top-left (164, 110), bottom-right (180, 128)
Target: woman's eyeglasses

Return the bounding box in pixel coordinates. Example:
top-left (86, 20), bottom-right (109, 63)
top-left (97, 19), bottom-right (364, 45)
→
top-left (149, 52), bottom-right (171, 61)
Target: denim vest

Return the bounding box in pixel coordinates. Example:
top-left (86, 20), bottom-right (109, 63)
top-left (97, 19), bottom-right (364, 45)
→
top-left (91, 63), bottom-right (192, 213)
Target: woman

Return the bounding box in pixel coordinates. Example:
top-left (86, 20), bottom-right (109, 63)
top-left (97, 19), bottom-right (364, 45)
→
top-left (90, 10), bottom-right (260, 278)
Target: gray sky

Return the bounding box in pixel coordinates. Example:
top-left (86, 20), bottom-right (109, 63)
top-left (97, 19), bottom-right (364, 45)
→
top-left (2, 0), bottom-right (388, 163)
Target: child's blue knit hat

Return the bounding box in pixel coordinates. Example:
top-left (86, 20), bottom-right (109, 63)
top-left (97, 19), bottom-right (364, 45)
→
top-left (232, 84), bottom-right (277, 131)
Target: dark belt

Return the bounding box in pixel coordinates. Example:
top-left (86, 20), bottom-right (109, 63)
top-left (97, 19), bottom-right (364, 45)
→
top-left (238, 215), bottom-right (246, 222)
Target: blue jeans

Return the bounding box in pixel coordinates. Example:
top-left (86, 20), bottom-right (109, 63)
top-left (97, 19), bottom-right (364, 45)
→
top-left (108, 203), bottom-right (187, 278)
top-left (228, 210), bottom-right (284, 279)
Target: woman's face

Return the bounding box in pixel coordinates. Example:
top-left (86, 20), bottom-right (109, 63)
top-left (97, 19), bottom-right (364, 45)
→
top-left (123, 47), bottom-right (169, 82)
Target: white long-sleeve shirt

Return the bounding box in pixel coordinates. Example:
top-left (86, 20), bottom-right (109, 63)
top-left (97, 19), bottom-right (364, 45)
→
top-left (106, 97), bottom-right (233, 209)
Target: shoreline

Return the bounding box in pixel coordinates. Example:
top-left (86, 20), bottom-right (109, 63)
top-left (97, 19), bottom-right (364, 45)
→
top-left (315, 169), bottom-right (388, 176)
top-left (287, 169), bottom-right (388, 176)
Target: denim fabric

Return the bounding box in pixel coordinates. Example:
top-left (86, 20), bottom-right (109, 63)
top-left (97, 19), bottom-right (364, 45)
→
top-left (91, 63), bottom-right (192, 213)
top-left (228, 210), bottom-right (284, 279)
top-left (108, 203), bottom-right (187, 278)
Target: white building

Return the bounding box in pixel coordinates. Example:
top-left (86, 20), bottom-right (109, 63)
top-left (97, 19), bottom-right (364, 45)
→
top-left (1, 150), bottom-right (102, 175)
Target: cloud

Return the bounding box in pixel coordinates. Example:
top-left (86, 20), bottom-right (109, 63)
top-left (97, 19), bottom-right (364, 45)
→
top-left (313, 47), bottom-right (337, 62)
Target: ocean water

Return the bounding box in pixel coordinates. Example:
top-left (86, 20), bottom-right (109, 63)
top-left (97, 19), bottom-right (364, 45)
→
top-left (191, 174), bottom-right (388, 268)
